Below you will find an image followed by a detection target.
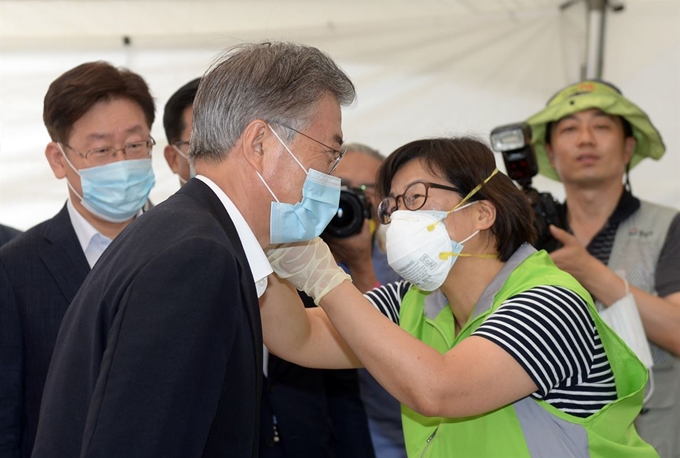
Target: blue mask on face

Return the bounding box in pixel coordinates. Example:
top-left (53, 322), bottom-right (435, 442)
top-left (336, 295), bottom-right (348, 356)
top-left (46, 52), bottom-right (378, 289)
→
top-left (259, 125), bottom-right (341, 244)
top-left (60, 145), bottom-right (156, 223)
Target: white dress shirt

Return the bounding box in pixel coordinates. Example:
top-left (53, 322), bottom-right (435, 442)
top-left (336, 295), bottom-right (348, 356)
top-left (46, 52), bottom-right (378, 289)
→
top-left (196, 176), bottom-right (273, 297)
top-left (196, 176), bottom-right (275, 375)
top-left (67, 199), bottom-right (113, 268)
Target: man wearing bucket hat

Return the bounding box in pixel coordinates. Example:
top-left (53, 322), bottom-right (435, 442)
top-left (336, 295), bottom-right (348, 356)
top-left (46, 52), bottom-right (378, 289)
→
top-left (527, 80), bottom-right (680, 457)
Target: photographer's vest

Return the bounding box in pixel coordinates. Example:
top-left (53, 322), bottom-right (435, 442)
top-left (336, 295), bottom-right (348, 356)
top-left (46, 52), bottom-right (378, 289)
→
top-left (601, 200), bottom-right (680, 454)
top-left (399, 244), bottom-right (657, 458)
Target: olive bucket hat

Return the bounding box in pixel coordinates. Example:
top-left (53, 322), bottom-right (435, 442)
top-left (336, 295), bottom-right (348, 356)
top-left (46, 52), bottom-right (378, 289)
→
top-left (526, 80), bottom-right (665, 181)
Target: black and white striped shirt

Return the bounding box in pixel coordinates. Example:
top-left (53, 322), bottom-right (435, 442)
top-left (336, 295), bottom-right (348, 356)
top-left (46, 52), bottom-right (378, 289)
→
top-left (365, 282), bottom-right (617, 418)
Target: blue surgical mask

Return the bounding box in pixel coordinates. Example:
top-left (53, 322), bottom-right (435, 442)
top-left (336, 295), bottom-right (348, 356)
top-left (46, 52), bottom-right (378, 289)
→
top-left (258, 125), bottom-right (341, 244)
top-left (60, 145), bottom-right (155, 223)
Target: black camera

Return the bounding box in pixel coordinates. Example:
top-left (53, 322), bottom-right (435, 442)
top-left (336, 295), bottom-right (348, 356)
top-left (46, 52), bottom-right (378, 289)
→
top-left (323, 185), bottom-right (372, 239)
top-left (490, 123), bottom-right (565, 252)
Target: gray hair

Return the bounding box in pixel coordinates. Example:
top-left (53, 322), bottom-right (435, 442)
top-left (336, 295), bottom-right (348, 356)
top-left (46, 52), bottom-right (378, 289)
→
top-left (342, 142), bottom-right (385, 162)
top-left (190, 41), bottom-right (356, 163)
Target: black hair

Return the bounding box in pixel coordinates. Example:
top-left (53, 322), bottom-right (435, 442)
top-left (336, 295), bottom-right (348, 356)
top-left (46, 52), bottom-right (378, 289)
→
top-left (377, 137), bottom-right (536, 261)
top-left (163, 77), bottom-right (201, 144)
top-left (44, 61), bottom-right (155, 143)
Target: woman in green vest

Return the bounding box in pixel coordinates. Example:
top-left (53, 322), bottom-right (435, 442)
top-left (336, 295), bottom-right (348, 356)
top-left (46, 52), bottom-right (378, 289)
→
top-left (262, 137), bottom-right (657, 457)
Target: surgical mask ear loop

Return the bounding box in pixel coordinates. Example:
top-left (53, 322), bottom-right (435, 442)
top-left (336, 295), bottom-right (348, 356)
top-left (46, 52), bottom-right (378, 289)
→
top-left (172, 145), bottom-right (191, 185)
top-left (258, 124), bottom-right (311, 202)
top-left (58, 143), bottom-right (81, 176)
top-left (267, 124), bottom-right (308, 175)
top-left (254, 125), bottom-right (298, 204)
top-left (172, 144), bottom-right (189, 161)
top-left (256, 172), bottom-right (280, 203)
top-left (57, 143), bottom-right (86, 201)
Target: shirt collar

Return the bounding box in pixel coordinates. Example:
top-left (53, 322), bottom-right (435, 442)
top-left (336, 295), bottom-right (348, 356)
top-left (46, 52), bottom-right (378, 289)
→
top-left (196, 175), bottom-right (272, 297)
top-left (66, 198), bottom-right (112, 267)
top-left (608, 189), bottom-right (640, 225)
top-left (561, 189), bottom-right (641, 228)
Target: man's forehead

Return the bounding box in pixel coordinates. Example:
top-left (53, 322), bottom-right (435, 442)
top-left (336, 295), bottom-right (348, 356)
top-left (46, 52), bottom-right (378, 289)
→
top-left (555, 108), bottom-right (618, 123)
top-left (79, 124), bottom-right (147, 141)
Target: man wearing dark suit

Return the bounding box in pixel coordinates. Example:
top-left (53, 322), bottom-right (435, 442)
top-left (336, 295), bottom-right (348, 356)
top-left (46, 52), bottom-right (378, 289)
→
top-left (0, 62), bottom-right (156, 458)
top-left (0, 224), bottom-right (21, 247)
top-left (162, 78), bottom-right (373, 458)
top-left (31, 41), bottom-right (356, 458)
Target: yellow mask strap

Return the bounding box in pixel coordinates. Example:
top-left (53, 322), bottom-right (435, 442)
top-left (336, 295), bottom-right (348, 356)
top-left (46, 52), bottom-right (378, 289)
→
top-left (427, 168), bottom-right (499, 232)
top-left (439, 252), bottom-right (498, 261)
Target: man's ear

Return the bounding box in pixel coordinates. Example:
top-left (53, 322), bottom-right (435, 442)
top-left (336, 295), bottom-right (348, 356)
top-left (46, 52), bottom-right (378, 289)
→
top-left (240, 120), bottom-right (269, 173)
top-left (45, 142), bottom-right (67, 179)
top-left (164, 145), bottom-right (180, 174)
top-left (474, 200), bottom-right (496, 231)
top-left (545, 143), bottom-right (556, 168)
top-left (624, 135), bottom-right (636, 165)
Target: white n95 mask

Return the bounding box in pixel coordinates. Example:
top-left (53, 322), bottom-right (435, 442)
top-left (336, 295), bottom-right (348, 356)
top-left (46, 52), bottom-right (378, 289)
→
top-left (385, 168), bottom-right (499, 291)
top-left (385, 209), bottom-right (478, 291)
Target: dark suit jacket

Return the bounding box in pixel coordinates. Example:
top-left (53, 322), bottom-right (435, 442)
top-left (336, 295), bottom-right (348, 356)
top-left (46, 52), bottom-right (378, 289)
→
top-left (0, 224), bottom-right (22, 247)
top-left (31, 179), bottom-right (263, 458)
top-left (0, 206), bottom-right (90, 458)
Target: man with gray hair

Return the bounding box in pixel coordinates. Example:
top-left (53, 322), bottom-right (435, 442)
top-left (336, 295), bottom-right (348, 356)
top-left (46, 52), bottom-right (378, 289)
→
top-left (32, 41), bottom-right (355, 458)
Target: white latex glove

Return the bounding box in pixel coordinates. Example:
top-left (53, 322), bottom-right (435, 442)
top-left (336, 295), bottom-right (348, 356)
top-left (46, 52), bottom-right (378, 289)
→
top-left (266, 237), bottom-right (352, 305)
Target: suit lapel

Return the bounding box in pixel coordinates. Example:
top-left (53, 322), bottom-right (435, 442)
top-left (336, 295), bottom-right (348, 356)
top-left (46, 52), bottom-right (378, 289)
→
top-left (40, 204), bottom-right (91, 303)
top-left (179, 179), bottom-right (264, 376)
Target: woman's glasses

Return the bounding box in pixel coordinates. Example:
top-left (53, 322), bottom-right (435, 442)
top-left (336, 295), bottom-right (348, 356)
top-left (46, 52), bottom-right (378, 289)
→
top-left (377, 181), bottom-right (460, 224)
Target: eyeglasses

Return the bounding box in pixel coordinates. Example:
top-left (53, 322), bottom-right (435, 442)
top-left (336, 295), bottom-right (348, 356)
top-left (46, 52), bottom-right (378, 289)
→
top-left (173, 140), bottom-right (190, 149)
top-left (377, 181), bottom-right (460, 224)
top-left (62, 137), bottom-right (156, 166)
top-left (276, 123), bottom-right (346, 174)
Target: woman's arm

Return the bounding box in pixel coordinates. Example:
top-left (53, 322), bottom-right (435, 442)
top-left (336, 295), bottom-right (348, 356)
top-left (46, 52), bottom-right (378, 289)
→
top-left (264, 238), bottom-right (538, 418)
top-left (259, 273), bottom-right (361, 369)
top-left (319, 282), bottom-right (538, 417)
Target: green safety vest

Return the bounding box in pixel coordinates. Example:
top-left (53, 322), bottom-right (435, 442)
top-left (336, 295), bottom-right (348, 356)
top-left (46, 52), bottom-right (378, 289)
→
top-left (399, 244), bottom-right (658, 458)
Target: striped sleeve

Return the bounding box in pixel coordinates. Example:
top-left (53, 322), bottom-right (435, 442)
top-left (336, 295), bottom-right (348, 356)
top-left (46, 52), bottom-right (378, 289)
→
top-left (472, 285), bottom-right (596, 398)
top-left (364, 281), bottom-right (411, 325)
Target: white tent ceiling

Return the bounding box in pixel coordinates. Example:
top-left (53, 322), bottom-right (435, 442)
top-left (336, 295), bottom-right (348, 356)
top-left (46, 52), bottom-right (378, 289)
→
top-left (0, 0), bottom-right (678, 230)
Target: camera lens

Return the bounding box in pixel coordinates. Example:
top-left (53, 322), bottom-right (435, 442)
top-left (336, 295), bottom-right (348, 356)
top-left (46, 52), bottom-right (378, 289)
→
top-left (323, 188), bottom-right (367, 238)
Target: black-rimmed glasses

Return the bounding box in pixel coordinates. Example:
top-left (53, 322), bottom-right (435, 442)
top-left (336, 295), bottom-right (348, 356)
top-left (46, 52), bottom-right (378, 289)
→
top-left (61, 137), bottom-right (155, 166)
top-left (276, 123), bottom-right (346, 174)
top-left (377, 181), bottom-right (460, 224)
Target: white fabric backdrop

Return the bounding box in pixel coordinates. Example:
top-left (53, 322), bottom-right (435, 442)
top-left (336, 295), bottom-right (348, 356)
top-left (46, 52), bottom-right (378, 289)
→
top-left (0, 0), bottom-right (677, 231)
